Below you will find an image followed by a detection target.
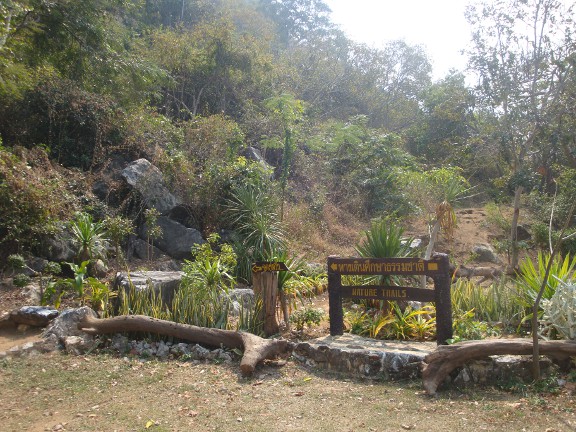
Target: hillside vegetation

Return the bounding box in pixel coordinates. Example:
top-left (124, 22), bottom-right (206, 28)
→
top-left (0, 2), bottom-right (575, 279)
top-left (2, 0), bottom-right (576, 356)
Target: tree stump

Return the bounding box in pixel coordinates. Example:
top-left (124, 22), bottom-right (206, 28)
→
top-left (252, 271), bottom-right (279, 336)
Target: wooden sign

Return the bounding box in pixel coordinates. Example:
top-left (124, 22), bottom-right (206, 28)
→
top-left (340, 285), bottom-right (435, 302)
top-left (327, 254), bottom-right (452, 345)
top-left (251, 261), bottom-right (289, 273)
top-left (328, 257), bottom-right (446, 275)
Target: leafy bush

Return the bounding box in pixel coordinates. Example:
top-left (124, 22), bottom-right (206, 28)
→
top-left (0, 147), bottom-right (74, 260)
top-left (7, 254), bottom-right (26, 272)
top-left (289, 307), bottom-right (325, 332)
top-left (12, 273), bottom-right (31, 288)
top-left (103, 215), bottom-right (134, 263)
top-left (449, 309), bottom-right (499, 344)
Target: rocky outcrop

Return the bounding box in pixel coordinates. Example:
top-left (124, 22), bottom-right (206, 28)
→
top-left (37, 226), bottom-right (76, 262)
top-left (42, 306), bottom-right (98, 354)
top-left (10, 306), bottom-right (59, 327)
top-left (241, 147), bottom-right (274, 174)
top-left (114, 271), bottom-right (184, 305)
top-left (121, 158), bottom-right (178, 215)
top-left (140, 216), bottom-right (204, 259)
top-left (472, 243), bottom-right (500, 263)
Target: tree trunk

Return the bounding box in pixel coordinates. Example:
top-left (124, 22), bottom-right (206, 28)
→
top-left (509, 186), bottom-right (523, 272)
top-left (421, 219), bottom-right (441, 289)
top-left (279, 289), bottom-right (290, 330)
top-left (252, 272), bottom-right (279, 336)
top-left (77, 315), bottom-right (291, 376)
top-left (422, 338), bottom-right (576, 395)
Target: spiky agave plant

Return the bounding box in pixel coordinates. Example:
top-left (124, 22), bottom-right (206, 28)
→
top-left (226, 185), bottom-right (286, 283)
top-left (70, 212), bottom-right (108, 263)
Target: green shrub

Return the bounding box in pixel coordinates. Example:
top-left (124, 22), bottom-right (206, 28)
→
top-left (44, 261), bottom-right (62, 275)
top-left (226, 184), bottom-right (286, 283)
top-left (289, 307), bottom-right (325, 332)
top-left (70, 212), bottom-right (109, 263)
top-left (7, 254), bottom-right (25, 272)
top-left (172, 234), bottom-right (236, 328)
top-left (449, 309), bottom-right (500, 343)
top-left (12, 273), bottom-right (31, 288)
top-left (345, 303), bottom-right (436, 341)
top-left (0, 147), bottom-right (72, 260)
top-left (531, 222), bottom-right (550, 250)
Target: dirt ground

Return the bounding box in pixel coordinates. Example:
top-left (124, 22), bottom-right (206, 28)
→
top-left (1, 353), bottom-right (576, 432)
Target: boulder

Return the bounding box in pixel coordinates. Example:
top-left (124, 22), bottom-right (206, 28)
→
top-left (241, 147), bottom-right (274, 174)
top-left (37, 226), bottom-right (76, 262)
top-left (10, 306), bottom-right (59, 327)
top-left (472, 243), bottom-right (500, 263)
top-left (516, 224), bottom-right (531, 241)
top-left (43, 307), bottom-right (98, 342)
top-left (140, 216), bottom-right (204, 259)
top-left (121, 158), bottom-right (178, 214)
top-left (129, 236), bottom-right (165, 261)
top-left (224, 288), bottom-right (255, 316)
top-left (114, 271), bottom-right (184, 306)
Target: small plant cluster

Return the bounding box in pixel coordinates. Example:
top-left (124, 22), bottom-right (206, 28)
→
top-left (289, 306), bottom-right (325, 332)
top-left (4, 209), bottom-right (132, 313)
top-left (345, 303), bottom-right (436, 341)
top-left (116, 235), bottom-right (263, 334)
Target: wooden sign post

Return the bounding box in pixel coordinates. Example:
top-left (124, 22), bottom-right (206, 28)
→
top-left (252, 261), bottom-right (288, 337)
top-left (327, 254), bottom-right (452, 345)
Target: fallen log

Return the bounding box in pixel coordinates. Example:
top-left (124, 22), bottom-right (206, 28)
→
top-left (422, 338), bottom-right (576, 395)
top-left (78, 315), bottom-right (291, 376)
top-left (451, 264), bottom-right (503, 282)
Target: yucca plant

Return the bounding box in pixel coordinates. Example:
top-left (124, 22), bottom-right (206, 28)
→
top-left (516, 252), bottom-right (576, 313)
top-left (226, 185), bottom-right (286, 283)
top-left (355, 217), bottom-right (415, 288)
top-left (356, 217), bottom-right (415, 260)
top-left (70, 212), bottom-right (109, 263)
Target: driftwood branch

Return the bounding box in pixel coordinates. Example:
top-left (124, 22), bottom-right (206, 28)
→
top-left (422, 338), bottom-right (576, 395)
top-left (451, 264), bottom-right (503, 282)
top-left (78, 315), bottom-right (291, 376)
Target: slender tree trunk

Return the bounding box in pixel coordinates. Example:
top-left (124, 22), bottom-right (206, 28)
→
top-left (421, 220), bottom-right (441, 289)
top-left (509, 186), bottom-right (523, 272)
